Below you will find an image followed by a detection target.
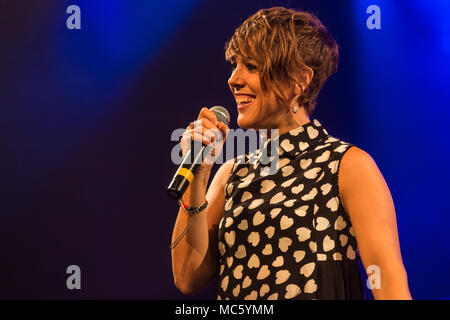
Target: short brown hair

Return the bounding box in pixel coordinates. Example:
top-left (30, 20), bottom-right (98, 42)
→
top-left (225, 7), bottom-right (339, 116)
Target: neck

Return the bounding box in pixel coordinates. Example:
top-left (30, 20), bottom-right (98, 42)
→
top-left (280, 109), bottom-right (311, 135)
top-left (264, 107), bottom-right (310, 140)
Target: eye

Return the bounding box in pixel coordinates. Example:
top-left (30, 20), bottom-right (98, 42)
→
top-left (246, 63), bottom-right (257, 71)
top-left (230, 62), bottom-right (237, 72)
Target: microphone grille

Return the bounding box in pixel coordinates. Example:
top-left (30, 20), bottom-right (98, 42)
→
top-left (210, 106), bottom-right (230, 126)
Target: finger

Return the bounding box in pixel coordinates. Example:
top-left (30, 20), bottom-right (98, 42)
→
top-left (194, 120), bottom-right (222, 144)
top-left (189, 131), bottom-right (213, 145)
top-left (216, 122), bottom-right (229, 139)
top-left (184, 127), bottom-right (215, 144)
top-left (198, 107), bottom-right (219, 126)
top-left (225, 124), bottom-right (230, 137)
top-left (189, 117), bottom-right (227, 144)
top-left (203, 143), bottom-right (221, 165)
top-left (205, 127), bottom-right (223, 144)
top-left (195, 117), bottom-right (218, 133)
top-left (181, 129), bottom-right (191, 140)
top-left (202, 128), bottom-right (217, 143)
top-left (204, 149), bottom-right (217, 165)
top-left (181, 130), bottom-right (194, 147)
top-left (180, 131), bottom-right (193, 155)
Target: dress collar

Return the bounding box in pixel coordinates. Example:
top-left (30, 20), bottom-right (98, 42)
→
top-left (259, 119), bottom-right (329, 159)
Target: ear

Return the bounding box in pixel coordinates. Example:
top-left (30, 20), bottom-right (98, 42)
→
top-left (293, 83), bottom-right (302, 97)
top-left (302, 65), bottom-right (314, 90)
top-left (293, 66), bottom-right (314, 96)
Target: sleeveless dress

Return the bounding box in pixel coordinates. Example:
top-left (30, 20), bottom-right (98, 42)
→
top-left (216, 119), bottom-right (364, 300)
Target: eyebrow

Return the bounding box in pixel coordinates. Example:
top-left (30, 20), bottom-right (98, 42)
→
top-left (229, 55), bottom-right (254, 64)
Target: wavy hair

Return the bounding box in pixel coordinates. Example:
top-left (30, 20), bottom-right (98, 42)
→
top-left (225, 7), bottom-right (339, 116)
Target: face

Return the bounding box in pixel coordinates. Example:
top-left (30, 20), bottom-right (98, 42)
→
top-left (228, 56), bottom-right (290, 131)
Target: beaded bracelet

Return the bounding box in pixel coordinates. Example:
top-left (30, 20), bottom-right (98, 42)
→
top-left (178, 198), bottom-right (208, 216)
top-left (170, 198), bottom-right (209, 250)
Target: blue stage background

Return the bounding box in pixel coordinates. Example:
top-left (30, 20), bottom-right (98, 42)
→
top-left (0, 0), bottom-right (449, 299)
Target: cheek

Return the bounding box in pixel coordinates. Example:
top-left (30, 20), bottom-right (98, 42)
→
top-left (260, 95), bottom-right (279, 114)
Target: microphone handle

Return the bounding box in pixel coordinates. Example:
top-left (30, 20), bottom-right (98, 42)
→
top-left (167, 140), bottom-right (207, 199)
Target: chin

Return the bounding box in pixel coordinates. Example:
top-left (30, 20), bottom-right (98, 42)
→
top-left (237, 115), bottom-right (253, 130)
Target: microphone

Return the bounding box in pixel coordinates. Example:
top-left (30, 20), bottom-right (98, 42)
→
top-left (167, 106), bottom-right (230, 199)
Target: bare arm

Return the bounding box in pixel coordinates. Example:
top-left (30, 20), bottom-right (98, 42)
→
top-left (170, 107), bottom-right (234, 294)
top-left (339, 146), bottom-right (412, 299)
top-left (171, 158), bottom-right (234, 294)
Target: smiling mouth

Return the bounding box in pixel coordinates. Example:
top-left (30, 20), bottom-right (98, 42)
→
top-left (236, 95), bottom-right (255, 110)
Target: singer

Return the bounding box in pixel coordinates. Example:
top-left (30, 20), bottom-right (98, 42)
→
top-left (170, 7), bottom-right (411, 300)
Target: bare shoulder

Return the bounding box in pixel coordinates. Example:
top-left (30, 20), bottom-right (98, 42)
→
top-left (204, 157), bottom-right (236, 226)
top-left (216, 157), bottom-right (236, 187)
top-left (207, 157), bottom-right (236, 199)
top-left (221, 157), bottom-right (236, 172)
top-left (336, 147), bottom-right (410, 298)
top-left (340, 146), bottom-right (377, 172)
top-left (338, 146), bottom-right (391, 212)
top-left (339, 146), bottom-right (383, 189)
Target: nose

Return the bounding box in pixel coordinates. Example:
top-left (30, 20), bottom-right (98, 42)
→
top-left (228, 65), bottom-right (245, 92)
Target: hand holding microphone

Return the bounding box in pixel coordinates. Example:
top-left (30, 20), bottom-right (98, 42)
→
top-left (167, 106), bottom-right (230, 199)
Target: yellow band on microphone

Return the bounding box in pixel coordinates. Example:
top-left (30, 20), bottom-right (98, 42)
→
top-left (177, 168), bottom-right (194, 184)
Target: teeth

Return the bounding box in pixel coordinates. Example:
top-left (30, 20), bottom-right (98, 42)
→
top-left (236, 96), bottom-right (255, 105)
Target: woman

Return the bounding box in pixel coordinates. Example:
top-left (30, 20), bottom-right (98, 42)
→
top-left (171, 7), bottom-right (412, 300)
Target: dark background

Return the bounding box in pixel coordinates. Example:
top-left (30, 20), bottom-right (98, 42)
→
top-left (0, 0), bottom-right (449, 299)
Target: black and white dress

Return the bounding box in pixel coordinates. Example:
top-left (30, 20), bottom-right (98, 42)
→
top-left (216, 119), bottom-right (364, 300)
